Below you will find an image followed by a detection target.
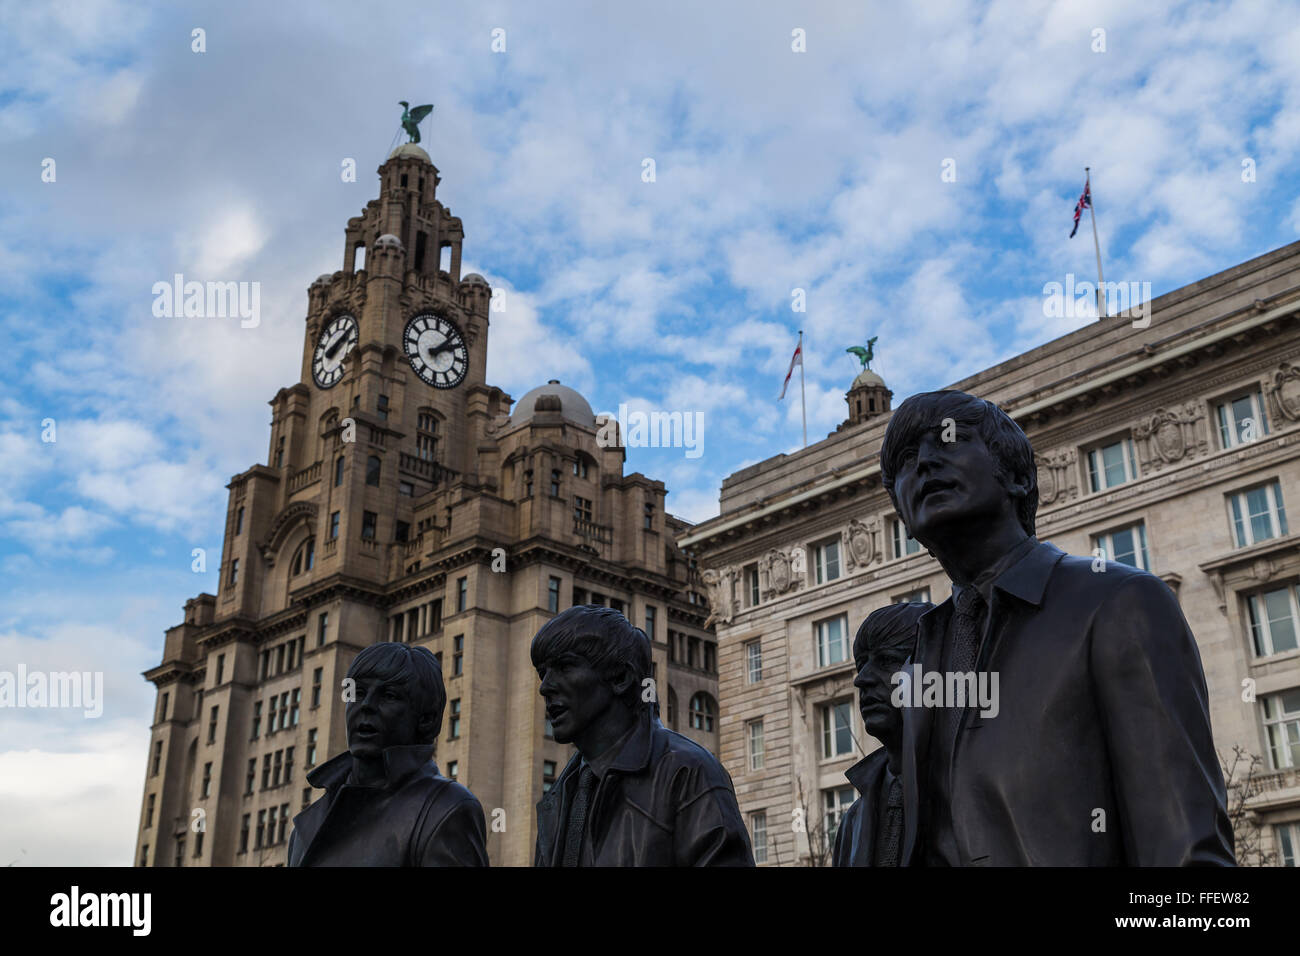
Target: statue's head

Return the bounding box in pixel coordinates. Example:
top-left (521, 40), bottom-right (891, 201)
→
top-left (852, 602), bottom-right (930, 741)
top-left (344, 642), bottom-right (445, 760)
top-left (880, 390), bottom-right (1037, 548)
top-left (531, 606), bottom-right (651, 745)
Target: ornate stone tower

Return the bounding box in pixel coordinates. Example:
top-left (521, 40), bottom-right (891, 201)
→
top-left (134, 142), bottom-right (719, 868)
top-left (843, 367), bottom-right (893, 427)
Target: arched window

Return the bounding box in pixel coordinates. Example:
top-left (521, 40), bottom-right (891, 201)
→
top-left (290, 538), bottom-right (315, 576)
top-left (366, 455), bottom-right (381, 486)
top-left (689, 692), bottom-right (716, 733)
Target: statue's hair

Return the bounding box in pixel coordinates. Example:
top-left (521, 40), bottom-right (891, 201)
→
top-left (879, 390), bottom-right (1038, 537)
top-left (346, 642), bottom-right (446, 743)
top-left (531, 605), bottom-right (653, 714)
top-left (853, 602), bottom-right (932, 672)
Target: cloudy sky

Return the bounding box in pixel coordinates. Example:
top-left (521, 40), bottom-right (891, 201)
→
top-left (2, 0), bottom-right (1298, 865)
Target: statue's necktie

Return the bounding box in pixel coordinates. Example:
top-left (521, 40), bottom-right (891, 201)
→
top-left (561, 766), bottom-right (596, 867)
top-left (875, 774), bottom-right (905, 867)
top-left (951, 587), bottom-right (987, 675)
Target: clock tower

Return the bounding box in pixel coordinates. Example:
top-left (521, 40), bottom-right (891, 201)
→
top-left (135, 138), bottom-right (720, 869)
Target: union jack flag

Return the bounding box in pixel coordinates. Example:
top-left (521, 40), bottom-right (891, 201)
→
top-left (1070, 179), bottom-right (1091, 238)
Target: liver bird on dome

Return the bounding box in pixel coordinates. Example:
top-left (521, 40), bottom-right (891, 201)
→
top-left (398, 101), bottom-right (434, 144)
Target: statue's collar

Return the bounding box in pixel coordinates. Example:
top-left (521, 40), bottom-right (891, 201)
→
top-left (307, 743), bottom-right (436, 792)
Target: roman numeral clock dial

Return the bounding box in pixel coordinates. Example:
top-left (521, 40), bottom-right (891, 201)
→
top-left (312, 314), bottom-right (359, 388)
top-left (404, 313), bottom-right (468, 389)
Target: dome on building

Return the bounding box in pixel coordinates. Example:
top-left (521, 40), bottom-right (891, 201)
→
top-left (461, 273), bottom-right (489, 286)
top-left (310, 273), bottom-right (332, 289)
top-left (374, 233), bottom-right (403, 251)
top-left (851, 368), bottom-right (886, 389)
top-left (387, 143), bottom-right (432, 163)
top-left (510, 379), bottom-right (595, 427)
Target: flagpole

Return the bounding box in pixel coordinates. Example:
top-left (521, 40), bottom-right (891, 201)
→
top-left (1086, 166), bottom-right (1104, 317)
top-left (798, 330), bottom-right (807, 448)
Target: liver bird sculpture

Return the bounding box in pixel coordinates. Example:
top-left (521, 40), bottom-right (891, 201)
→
top-left (399, 101), bottom-right (435, 144)
top-left (846, 336), bottom-right (879, 370)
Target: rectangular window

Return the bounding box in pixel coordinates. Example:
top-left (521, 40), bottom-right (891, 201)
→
top-left (744, 563), bottom-right (760, 606)
top-left (449, 699), bottom-right (461, 739)
top-left (747, 719), bottom-right (765, 771)
top-left (273, 749), bottom-right (283, 787)
top-left (643, 502), bottom-right (654, 530)
top-left (335, 456), bottom-right (345, 486)
top-left (267, 695), bottom-right (278, 734)
top-left (1086, 437), bottom-right (1139, 492)
top-left (823, 785), bottom-right (856, 847)
top-left (1094, 521), bottom-right (1150, 570)
top-left (892, 519), bottom-right (920, 558)
top-left (246, 758), bottom-right (256, 794)
top-left (395, 520), bottom-right (410, 543)
top-left (644, 604), bottom-right (656, 640)
top-left (262, 754), bottom-right (271, 790)
top-left (228, 559), bottom-right (239, 586)
top-left (239, 814), bottom-right (250, 854)
top-left (207, 705), bottom-right (219, 744)
top-left (1216, 389), bottom-right (1269, 448)
top-left (366, 455), bottom-right (381, 486)
top-left (550, 470), bottom-right (561, 496)
top-left (307, 728), bottom-right (318, 767)
top-left (290, 688), bottom-right (301, 726)
top-left (278, 804), bottom-right (289, 844)
top-left (377, 394), bottom-right (389, 422)
top-left (159, 692), bottom-right (169, 723)
top-left (145, 793), bottom-right (155, 828)
top-left (329, 511), bottom-right (340, 539)
top-left (235, 506), bottom-right (244, 536)
top-left (277, 644), bottom-right (286, 674)
top-left (1263, 689), bottom-right (1300, 770)
top-left (548, 576), bottom-right (561, 613)
top-left (543, 760), bottom-right (558, 794)
top-left (311, 667), bottom-right (322, 708)
top-left (302, 787), bottom-right (312, 811)
top-left (453, 635), bottom-right (464, 676)
top-left (750, 811), bottom-right (768, 864)
top-left (284, 747), bottom-right (294, 785)
top-left (1228, 480), bottom-right (1289, 548)
top-left (201, 761), bottom-right (212, 798)
top-left (399, 480), bottom-right (414, 497)
top-left (1247, 585), bottom-right (1300, 657)
top-left (815, 615), bottom-right (849, 668)
top-left (255, 810), bottom-right (266, 849)
top-left (457, 576), bottom-right (467, 613)
top-left (317, 611), bottom-right (328, 647)
top-left (821, 700), bottom-right (854, 759)
top-left (215, 654), bottom-right (225, 685)
top-left (814, 539), bottom-right (842, 584)
top-left (1276, 822), bottom-right (1299, 867)
top-left (447, 760), bottom-right (458, 780)
top-left (895, 587), bottom-right (931, 604)
top-left (361, 511), bottom-right (377, 540)
top-left (573, 495), bottom-right (593, 522)
top-left (746, 639), bottom-right (763, 683)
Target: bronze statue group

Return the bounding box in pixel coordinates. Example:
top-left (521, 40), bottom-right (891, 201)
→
top-left (287, 390), bottom-right (1236, 867)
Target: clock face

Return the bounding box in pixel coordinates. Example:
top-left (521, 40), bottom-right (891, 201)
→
top-left (312, 314), bottom-right (359, 388)
top-left (404, 313), bottom-right (468, 389)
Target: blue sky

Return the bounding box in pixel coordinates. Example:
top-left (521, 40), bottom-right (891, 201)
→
top-left (2, 0), bottom-right (1299, 864)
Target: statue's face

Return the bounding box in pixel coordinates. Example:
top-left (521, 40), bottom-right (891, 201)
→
top-left (346, 674), bottom-right (423, 759)
top-left (892, 420), bottom-right (1012, 546)
top-left (853, 651), bottom-right (908, 740)
top-left (537, 651), bottom-right (616, 745)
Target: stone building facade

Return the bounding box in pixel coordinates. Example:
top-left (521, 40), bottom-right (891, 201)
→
top-left (134, 144), bottom-right (718, 868)
top-left (679, 241), bottom-right (1300, 866)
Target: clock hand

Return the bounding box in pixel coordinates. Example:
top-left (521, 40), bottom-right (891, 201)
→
top-left (425, 341), bottom-right (457, 361)
top-left (324, 331), bottom-right (349, 359)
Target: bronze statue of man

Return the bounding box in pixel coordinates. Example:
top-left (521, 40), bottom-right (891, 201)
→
top-left (879, 389), bottom-right (1234, 865)
top-left (532, 605), bottom-right (754, 866)
top-left (833, 601), bottom-right (931, 867)
top-left (287, 642), bottom-right (488, 866)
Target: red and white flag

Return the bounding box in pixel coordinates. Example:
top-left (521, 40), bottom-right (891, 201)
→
top-left (779, 341), bottom-right (802, 399)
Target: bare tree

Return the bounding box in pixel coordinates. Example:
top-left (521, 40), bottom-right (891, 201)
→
top-left (794, 775), bottom-right (833, 867)
top-left (1220, 744), bottom-right (1278, 867)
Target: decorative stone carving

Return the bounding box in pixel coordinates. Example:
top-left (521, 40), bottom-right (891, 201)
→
top-left (1132, 403), bottom-right (1207, 473)
top-left (701, 567), bottom-right (734, 627)
top-left (1034, 448), bottom-right (1078, 505)
top-left (1264, 360), bottom-right (1300, 423)
top-left (1250, 557), bottom-right (1276, 583)
top-left (763, 549), bottom-right (793, 595)
top-left (843, 516), bottom-right (878, 570)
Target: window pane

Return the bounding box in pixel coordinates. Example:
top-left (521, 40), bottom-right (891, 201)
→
top-left (1264, 588), bottom-right (1297, 653)
top-left (1101, 442), bottom-right (1126, 487)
